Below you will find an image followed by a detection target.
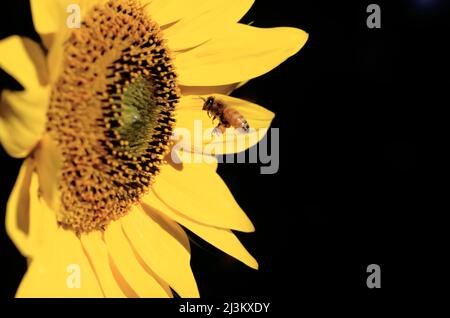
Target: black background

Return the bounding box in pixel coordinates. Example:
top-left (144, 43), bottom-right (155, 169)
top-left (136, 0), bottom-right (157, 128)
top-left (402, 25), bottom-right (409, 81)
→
top-left (0, 0), bottom-right (448, 306)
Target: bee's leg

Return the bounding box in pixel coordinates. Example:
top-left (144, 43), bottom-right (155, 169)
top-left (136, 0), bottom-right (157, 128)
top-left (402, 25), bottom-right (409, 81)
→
top-left (212, 124), bottom-right (226, 136)
top-left (242, 121), bottom-right (250, 133)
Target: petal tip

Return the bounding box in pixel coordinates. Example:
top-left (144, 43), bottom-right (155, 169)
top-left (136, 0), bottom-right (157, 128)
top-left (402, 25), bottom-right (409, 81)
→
top-left (248, 257), bottom-right (259, 270)
top-left (286, 27), bottom-right (309, 56)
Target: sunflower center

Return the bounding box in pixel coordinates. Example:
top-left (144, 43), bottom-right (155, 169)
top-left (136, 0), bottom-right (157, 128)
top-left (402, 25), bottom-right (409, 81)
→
top-left (46, 0), bottom-right (179, 234)
top-left (115, 76), bottom-right (160, 155)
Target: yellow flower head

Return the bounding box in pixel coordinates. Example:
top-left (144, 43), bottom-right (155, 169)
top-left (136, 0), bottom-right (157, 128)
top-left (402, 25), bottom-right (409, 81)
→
top-left (0, 0), bottom-right (307, 297)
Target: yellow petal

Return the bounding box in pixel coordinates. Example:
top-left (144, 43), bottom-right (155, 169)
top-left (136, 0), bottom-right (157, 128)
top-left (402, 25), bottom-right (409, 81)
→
top-left (152, 159), bottom-right (254, 232)
top-left (0, 36), bottom-right (48, 87)
top-left (16, 228), bottom-right (103, 298)
top-left (6, 159), bottom-right (58, 258)
top-left (5, 158), bottom-right (34, 257)
top-left (175, 94), bottom-right (274, 155)
top-left (122, 205), bottom-right (199, 297)
top-left (0, 36), bottom-right (50, 158)
top-left (146, 0), bottom-right (208, 26)
top-left (35, 134), bottom-right (63, 214)
top-left (104, 219), bottom-right (172, 298)
top-left (164, 0), bottom-right (254, 51)
top-left (46, 27), bottom-right (70, 84)
top-left (168, 149), bottom-right (218, 171)
top-left (30, 0), bottom-right (64, 36)
top-left (142, 194), bottom-right (258, 269)
top-left (80, 232), bottom-right (127, 298)
top-left (30, 0), bottom-right (105, 36)
top-left (0, 89), bottom-right (48, 158)
top-left (175, 24), bottom-right (308, 86)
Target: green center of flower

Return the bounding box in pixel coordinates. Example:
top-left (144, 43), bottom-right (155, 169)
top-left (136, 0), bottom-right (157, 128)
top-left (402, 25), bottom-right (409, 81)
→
top-left (112, 75), bottom-right (161, 156)
top-left (121, 77), bottom-right (154, 143)
top-left (45, 0), bottom-right (179, 234)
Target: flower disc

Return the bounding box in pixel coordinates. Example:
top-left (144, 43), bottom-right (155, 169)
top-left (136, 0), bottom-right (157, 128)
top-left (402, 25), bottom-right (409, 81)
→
top-left (46, 0), bottom-right (179, 233)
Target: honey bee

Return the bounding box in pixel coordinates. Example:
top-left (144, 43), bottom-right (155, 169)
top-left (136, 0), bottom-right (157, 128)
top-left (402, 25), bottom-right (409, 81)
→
top-left (201, 96), bottom-right (250, 135)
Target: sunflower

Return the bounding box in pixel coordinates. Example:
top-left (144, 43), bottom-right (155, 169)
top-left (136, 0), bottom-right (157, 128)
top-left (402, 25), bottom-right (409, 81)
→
top-left (0, 0), bottom-right (307, 297)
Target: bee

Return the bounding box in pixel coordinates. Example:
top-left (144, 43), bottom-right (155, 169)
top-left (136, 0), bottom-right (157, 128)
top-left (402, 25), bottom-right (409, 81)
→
top-left (201, 96), bottom-right (250, 135)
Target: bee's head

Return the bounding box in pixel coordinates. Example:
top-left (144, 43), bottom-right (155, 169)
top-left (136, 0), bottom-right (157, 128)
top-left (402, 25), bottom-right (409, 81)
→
top-left (202, 96), bottom-right (215, 110)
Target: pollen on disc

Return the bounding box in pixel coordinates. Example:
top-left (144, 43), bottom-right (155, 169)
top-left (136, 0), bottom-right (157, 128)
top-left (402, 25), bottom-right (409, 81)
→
top-left (46, 0), bottom-right (179, 234)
